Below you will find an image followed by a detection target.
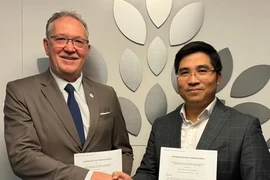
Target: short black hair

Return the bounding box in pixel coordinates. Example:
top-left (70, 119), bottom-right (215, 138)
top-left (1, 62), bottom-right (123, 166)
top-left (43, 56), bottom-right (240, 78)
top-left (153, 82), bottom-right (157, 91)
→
top-left (174, 41), bottom-right (222, 74)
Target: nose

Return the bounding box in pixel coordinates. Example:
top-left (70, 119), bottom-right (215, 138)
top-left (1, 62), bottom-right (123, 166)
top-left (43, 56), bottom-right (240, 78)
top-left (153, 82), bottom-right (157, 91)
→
top-left (63, 40), bottom-right (76, 52)
top-left (187, 72), bottom-right (200, 84)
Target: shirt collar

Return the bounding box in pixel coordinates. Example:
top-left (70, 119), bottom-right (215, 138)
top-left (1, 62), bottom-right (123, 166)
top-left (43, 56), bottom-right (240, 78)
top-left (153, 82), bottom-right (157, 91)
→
top-left (50, 68), bottom-right (83, 94)
top-left (180, 97), bottom-right (217, 124)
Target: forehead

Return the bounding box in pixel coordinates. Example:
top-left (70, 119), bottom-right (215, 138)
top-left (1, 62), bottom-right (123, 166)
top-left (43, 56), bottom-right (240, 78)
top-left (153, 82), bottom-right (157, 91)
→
top-left (51, 16), bottom-right (86, 37)
top-left (179, 52), bottom-right (212, 68)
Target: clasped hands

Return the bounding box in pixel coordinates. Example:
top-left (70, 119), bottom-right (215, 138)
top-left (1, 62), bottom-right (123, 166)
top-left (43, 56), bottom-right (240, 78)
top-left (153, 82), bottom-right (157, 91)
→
top-left (91, 171), bottom-right (132, 180)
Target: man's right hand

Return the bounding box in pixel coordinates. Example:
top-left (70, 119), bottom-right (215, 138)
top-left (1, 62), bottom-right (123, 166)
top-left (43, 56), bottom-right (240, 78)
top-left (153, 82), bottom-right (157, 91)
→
top-left (91, 172), bottom-right (112, 180)
top-left (112, 171), bottom-right (132, 180)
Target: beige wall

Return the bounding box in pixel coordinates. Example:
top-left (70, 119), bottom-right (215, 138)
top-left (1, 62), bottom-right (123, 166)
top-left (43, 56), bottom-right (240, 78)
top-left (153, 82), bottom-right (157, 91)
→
top-left (0, 0), bottom-right (269, 179)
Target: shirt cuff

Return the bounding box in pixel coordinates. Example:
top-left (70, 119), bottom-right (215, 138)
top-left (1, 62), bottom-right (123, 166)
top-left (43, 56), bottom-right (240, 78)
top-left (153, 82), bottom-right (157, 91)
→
top-left (84, 170), bottom-right (94, 180)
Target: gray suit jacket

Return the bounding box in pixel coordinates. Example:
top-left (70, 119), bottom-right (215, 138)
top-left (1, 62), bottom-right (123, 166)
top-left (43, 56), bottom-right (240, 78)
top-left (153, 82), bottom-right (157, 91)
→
top-left (4, 70), bottom-right (133, 180)
top-left (133, 99), bottom-right (270, 180)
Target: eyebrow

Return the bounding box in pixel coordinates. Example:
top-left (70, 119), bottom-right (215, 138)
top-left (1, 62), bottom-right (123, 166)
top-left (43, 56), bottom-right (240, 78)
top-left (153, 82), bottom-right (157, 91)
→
top-left (54, 34), bottom-right (86, 39)
top-left (178, 64), bottom-right (212, 71)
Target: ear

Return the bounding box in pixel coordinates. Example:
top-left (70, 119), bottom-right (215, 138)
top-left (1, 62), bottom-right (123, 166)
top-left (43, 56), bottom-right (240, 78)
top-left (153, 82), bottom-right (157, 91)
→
top-left (216, 73), bottom-right (222, 85)
top-left (87, 44), bottom-right (91, 53)
top-left (84, 44), bottom-right (91, 59)
top-left (43, 38), bottom-right (50, 55)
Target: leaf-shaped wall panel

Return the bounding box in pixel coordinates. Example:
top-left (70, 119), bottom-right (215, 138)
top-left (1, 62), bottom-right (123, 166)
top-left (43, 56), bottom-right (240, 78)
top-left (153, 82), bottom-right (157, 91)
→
top-left (169, 2), bottom-right (204, 46)
top-left (231, 65), bottom-right (270, 98)
top-left (37, 57), bottom-right (49, 73)
top-left (83, 46), bottom-right (107, 84)
top-left (119, 97), bottom-right (142, 136)
top-left (113, 0), bottom-right (146, 45)
top-left (171, 65), bottom-right (178, 93)
top-left (233, 102), bottom-right (270, 124)
top-left (148, 36), bottom-right (167, 76)
top-left (145, 83), bottom-right (167, 124)
top-left (120, 49), bottom-right (143, 92)
top-left (217, 48), bottom-right (233, 93)
top-left (146, 0), bottom-right (172, 28)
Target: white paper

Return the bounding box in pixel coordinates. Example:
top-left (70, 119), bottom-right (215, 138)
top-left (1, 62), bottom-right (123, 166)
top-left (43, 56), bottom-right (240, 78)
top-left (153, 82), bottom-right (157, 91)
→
top-left (159, 147), bottom-right (217, 180)
top-left (74, 149), bottom-right (122, 174)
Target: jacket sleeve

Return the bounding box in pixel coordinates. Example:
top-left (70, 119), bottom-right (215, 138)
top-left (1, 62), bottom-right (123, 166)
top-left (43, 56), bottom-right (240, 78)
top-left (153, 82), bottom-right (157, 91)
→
top-left (240, 117), bottom-right (270, 179)
top-left (132, 120), bottom-right (159, 180)
top-left (4, 81), bottom-right (89, 180)
top-left (111, 88), bottom-right (134, 175)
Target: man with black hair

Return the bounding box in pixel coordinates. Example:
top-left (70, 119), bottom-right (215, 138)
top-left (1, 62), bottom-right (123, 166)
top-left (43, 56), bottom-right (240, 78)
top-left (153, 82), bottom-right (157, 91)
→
top-left (113, 41), bottom-right (270, 180)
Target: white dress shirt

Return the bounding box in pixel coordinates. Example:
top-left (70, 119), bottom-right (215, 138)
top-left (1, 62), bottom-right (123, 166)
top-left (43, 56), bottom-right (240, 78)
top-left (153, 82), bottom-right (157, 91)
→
top-left (180, 98), bottom-right (217, 149)
top-left (50, 69), bottom-right (93, 180)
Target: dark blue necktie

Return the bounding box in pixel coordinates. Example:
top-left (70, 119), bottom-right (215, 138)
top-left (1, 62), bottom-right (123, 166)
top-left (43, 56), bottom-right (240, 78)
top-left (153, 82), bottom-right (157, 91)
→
top-left (64, 84), bottom-right (85, 146)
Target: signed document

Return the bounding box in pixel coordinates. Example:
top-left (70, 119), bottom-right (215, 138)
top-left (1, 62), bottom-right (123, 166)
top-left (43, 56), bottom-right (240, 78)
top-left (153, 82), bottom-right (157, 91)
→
top-left (74, 149), bottom-right (122, 174)
top-left (159, 147), bottom-right (217, 180)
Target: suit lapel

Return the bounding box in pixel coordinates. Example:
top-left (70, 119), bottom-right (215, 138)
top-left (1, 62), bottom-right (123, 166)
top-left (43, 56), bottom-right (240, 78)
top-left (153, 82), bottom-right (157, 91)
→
top-left (40, 70), bottom-right (82, 147)
top-left (172, 111), bottom-right (182, 148)
top-left (196, 99), bottom-right (229, 150)
top-left (82, 77), bottom-right (100, 149)
top-left (166, 105), bottom-right (183, 148)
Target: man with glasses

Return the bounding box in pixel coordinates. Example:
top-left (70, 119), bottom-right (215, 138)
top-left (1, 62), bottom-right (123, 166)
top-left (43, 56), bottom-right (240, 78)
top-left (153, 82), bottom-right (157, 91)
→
top-left (4, 11), bottom-right (133, 180)
top-left (112, 41), bottom-right (270, 180)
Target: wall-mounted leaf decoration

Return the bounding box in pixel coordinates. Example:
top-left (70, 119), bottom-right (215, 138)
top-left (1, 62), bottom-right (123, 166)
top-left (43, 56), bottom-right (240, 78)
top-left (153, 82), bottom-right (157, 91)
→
top-left (146, 0), bottom-right (172, 28)
top-left (37, 57), bottom-right (49, 73)
top-left (231, 65), bottom-right (270, 98)
top-left (145, 83), bottom-right (167, 124)
top-left (113, 0), bottom-right (146, 45)
top-left (147, 36), bottom-right (167, 76)
top-left (267, 139), bottom-right (270, 148)
top-left (169, 2), bottom-right (204, 46)
top-left (83, 46), bottom-right (107, 84)
top-left (171, 65), bottom-right (178, 93)
top-left (217, 48), bottom-right (233, 93)
top-left (233, 102), bottom-right (270, 124)
top-left (120, 49), bottom-right (143, 92)
top-left (119, 97), bottom-right (142, 136)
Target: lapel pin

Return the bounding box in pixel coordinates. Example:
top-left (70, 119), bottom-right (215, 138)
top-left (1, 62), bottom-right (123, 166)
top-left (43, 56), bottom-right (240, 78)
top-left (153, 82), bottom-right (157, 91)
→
top-left (90, 93), bottom-right (94, 98)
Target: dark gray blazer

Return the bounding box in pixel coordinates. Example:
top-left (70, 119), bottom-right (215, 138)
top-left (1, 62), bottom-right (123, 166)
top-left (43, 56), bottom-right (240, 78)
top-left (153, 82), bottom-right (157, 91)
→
top-left (4, 70), bottom-right (133, 180)
top-left (133, 99), bottom-right (270, 180)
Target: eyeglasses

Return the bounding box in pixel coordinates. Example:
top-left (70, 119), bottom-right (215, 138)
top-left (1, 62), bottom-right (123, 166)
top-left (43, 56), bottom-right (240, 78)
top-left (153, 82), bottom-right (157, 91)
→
top-left (177, 68), bottom-right (216, 79)
top-left (50, 36), bottom-right (89, 48)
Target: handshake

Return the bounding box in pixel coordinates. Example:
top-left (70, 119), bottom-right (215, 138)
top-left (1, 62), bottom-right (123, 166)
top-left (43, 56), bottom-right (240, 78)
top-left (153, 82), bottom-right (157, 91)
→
top-left (112, 171), bottom-right (132, 180)
top-left (91, 171), bottom-right (132, 180)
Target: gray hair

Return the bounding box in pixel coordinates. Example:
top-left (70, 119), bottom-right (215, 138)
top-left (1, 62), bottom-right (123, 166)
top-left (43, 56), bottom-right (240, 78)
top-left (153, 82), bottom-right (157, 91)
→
top-left (45, 10), bottom-right (89, 39)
